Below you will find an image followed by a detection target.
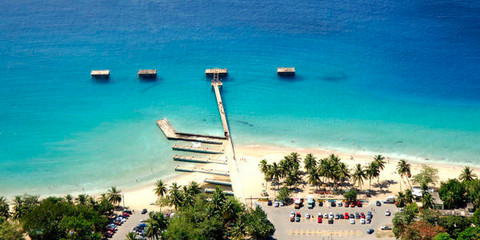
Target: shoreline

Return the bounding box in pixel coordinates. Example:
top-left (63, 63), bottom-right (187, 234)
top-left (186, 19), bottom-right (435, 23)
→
top-left (4, 143), bottom-right (479, 210)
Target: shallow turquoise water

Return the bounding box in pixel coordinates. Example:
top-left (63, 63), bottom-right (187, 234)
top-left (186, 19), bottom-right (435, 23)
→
top-left (0, 0), bottom-right (479, 196)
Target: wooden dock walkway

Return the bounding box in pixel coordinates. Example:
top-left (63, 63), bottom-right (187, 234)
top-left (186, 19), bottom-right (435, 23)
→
top-left (172, 144), bottom-right (223, 154)
top-left (157, 118), bottom-right (225, 144)
top-left (174, 166), bottom-right (230, 176)
top-left (173, 155), bottom-right (226, 164)
top-left (204, 178), bottom-right (232, 186)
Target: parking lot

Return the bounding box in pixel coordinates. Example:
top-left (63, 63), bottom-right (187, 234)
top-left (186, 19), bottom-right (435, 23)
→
top-left (260, 201), bottom-right (397, 240)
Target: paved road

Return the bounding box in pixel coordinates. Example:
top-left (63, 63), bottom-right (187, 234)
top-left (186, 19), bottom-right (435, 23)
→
top-left (260, 202), bottom-right (397, 240)
top-left (112, 210), bottom-right (149, 240)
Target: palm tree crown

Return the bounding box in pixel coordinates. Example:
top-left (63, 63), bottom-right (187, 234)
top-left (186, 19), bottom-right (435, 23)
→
top-left (352, 164), bottom-right (366, 189)
top-left (107, 186), bottom-right (122, 206)
top-left (459, 166), bottom-right (477, 182)
top-left (154, 179), bottom-right (167, 198)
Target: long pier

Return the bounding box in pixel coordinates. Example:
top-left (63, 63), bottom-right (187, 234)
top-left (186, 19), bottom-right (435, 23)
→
top-left (173, 155), bottom-right (226, 164)
top-left (211, 75), bottom-right (229, 137)
top-left (157, 118), bottom-right (225, 144)
top-left (172, 144), bottom-right (223, 154)
top-left (174, 166), bottom-right (230, 176)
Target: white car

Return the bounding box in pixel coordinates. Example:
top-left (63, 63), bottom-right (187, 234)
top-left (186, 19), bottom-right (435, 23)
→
top-left (306, 213), bottom-right (311, 219)
top-left (324, 213), bottom-right (328, 218)
top-left (274, 201), bottom-right (279, 207)
top-left (350, 218), bottom-right (355, 224)
top-left (361, 218), bottom-right (365, 224)
top-left (290, 211), bottom-right (295, 218)
top-left (318, 212), bottom-right (322, 217)
top-left (328, 213), bottom-right (334, 219)
top-left (385, 210), bottom-right (391, 216)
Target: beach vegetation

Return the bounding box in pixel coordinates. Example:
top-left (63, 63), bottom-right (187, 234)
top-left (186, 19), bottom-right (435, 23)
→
top-left (439, 216), bottom-right (472, 239)
top-left (413, 164), bottom-right (439, 187)
top-left (0, 220), bottom-right (23, 240)
top-left (303, 154), bottom-right (317, 174)
top-left (457, 227), bottom-right (480, 240)
top-left (0, 197), bottom-right (9, 220)
top-left (125, 231), bottom-right (138, 240)
top-left (156, 185), bottom-right (274, 240)
top-left (373, 155), bottom-right (386, 182)
top-left (365, 161), bottom-right (379, 191)
top-left (12, 194), bottom-right (39, 220)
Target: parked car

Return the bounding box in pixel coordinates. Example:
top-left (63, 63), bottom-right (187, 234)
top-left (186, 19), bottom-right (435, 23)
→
top-left (328, 212), bottom-right (334, 219)
top-left (328, 219), bottom-right (334, 224)
top-left (367, 229), bottom-right (374, 234)
top-left (317, 217), bottom-right (322, 223)
top-left (350, 213), bottom-right (354, 219)
top-left (360, 218), bottom-right (365, 224)
top-left (350, 202), bottom-right (355, 208)
top-left (324, 213), bottom-right (328, 218)
top-left (360, 212), bottom-right (365, 218)
top-left (381, 225), bottom-right (393, 230)
top-left (344, 212), bottom-right (349, 219)
top-left (338, 202), bottom-right (343, 207)
top-left (290, 211), bottom-right (295, 222)
top-left (274, 201), bottom-right (279, 207)
top-left (141, 209), bottom-right (148, 214)
top-left (335, 213), bottom-right (340, 219)
top-left (376, 200), bottom-right (381, 206)
top-left (385, 210), bottom-right (391, 216)
top-left (306, 213), bottom-right (310, 219)
top-left (318, 201), bottom-right (323, 207)
top-left (350, 218), bottom-right (355, 224)
top-left (366, 218), bottom-right (371, 224)
top-left (357, 201), bottom-right (362, 207)
top-left (331, 201), bottom-right (336, 207)
top-left (267, 200), bottom-right (272, 206)
top-left (345, 202), bottom-right (350, 208)
top-left (355, 212), bottom-right (360, 219)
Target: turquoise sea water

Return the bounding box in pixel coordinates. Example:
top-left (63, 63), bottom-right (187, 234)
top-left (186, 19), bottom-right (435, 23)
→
top-left (0, 0), bottom-right (479, 197)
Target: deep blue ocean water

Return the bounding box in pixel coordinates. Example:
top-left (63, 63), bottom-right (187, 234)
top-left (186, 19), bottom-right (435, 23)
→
top-left (0, 0), bottom-right (479, 196)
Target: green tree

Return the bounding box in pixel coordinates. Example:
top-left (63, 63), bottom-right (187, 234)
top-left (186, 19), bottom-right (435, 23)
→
top-left (303, 154), bottom-right (317, 174)
top-left (107, 186), bottom-right (122, 207)
top-left (459, 166), bottom-right (477, 182)
top-left (146, 211), bottom-right (169, 240)
top-left (438, 179), bottom-right (466, 209)
top-left (352, 164), bottom-right (366, 189)
top-left (404, 189), bottom-right (414, 204)
top-left (168, 182), bottom-right (183, 210)
top-left (433, 232), bottom-right (452, 240)
top-left (343, 189), bottom-right (358, 202)
top-left (439, 216), bottom-right (472, 239)
top-left (397, 159), bottom-right (412, 191)
top-left (413, 164), bottom-right (439, 187)
top-left (336, 162), bottom-right (351, 188)
top-left (154, 179), bottom-right (167, 198)
top-left (420, 209), bottom-right (440, 226)
top-left (277, 186), bottom-right (291, 203)
top-left (457, 227), bottom-right (480, 240)
top-left (269, 162), bottom-right (282, 189)
top-left (12, 194), bottom-right (39, 220)
top-left (421, 192), bottom-right (434, 209)
top-left (244, 206), bottom-right (275, 239)
top-left (0, 221), bottom-right (23, 240)
top-left (396, 191), bottom-right (406, 208)
top-left (472, 209), bottom-right (480, 226)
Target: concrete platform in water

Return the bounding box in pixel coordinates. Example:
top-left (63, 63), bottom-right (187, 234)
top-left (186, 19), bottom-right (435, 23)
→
top-left (204, 178), bottom-right (232, 186)
top-left (173, 155), bottom-right (226, 164)
top-left (277, 67), bottom-right (295, 76)
top-left (156, 118), bottom-right (225, 144)
top-left (91, 70), bottom-right (110, 79)
top-left (174, 166), bottom-right (230, 176)
top-left (172, 144), bottom-right (223, 154)
top-left (138, 69), bottom-right (157, 78)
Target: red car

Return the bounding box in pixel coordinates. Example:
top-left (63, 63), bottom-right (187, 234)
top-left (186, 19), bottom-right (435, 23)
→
top-left (357, 201), bottom-right (363, 207)
top-left (317, 217), bottom-right (322, 223)
top-left (345, 202), bottom-right (349, 208)
top-left (344, 212), bottom-right (349, 219)
top-left (360, 212), bottom-right (365, 218)
top-left (350, 202), bottom-right (355, 208)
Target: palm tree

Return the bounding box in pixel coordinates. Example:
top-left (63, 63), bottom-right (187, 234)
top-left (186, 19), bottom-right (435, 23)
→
top-left (396, 191), bottom-right (406, 208)
top-left (0, 196), bottom-right (9, 220)
top-left (231, 216), bottom-right (246, 240)
top-left (107, 187), bottom-right (122, 207)
top-left (64, 194), bottom-right (73, 204)
top-left (154, 179), bottom-right (167, 198)
top-left (397, 159), bottom-right (411, 191)
top-left (146, 211), bottom-right (168, 240)
top-left (443, 191), bottom-right (455, 209)
top-left (289, 152), bottom-right (301, 169)
top-left (168, 182), bottom-right (183, 210)
top-left (188, 181), bottom-right (201, 195)
top-left (212, 187), bottom-right (226, 211)
top-left (352, 164), bottom-right (366, 189)
top-left (336, 162), bottom-right (351, 189)
top-left (365, 162), bottom-right (379, 191)
top-left (12, 196), bottom-right (23, 220)
top-left (404, 189), bottom-right (413, 204)
top-left (259, 159), bottom-right (269, 175)
top-left (459, 167), bottom-right (477, 182)
top-left (373, 155), bottom-right (386, 183)
top-left (270, 162), bottom-right (282, 189)
top-left (422, 193), bottom-right (434, 209)
top-left (76, 194), bottom-right (88, 205)
top-left (307, 170), bottom-right (320, 189)
top-left (125, 232), bottom-right (137, 240)
top-left (304, 154), bottom-right (317, 174)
